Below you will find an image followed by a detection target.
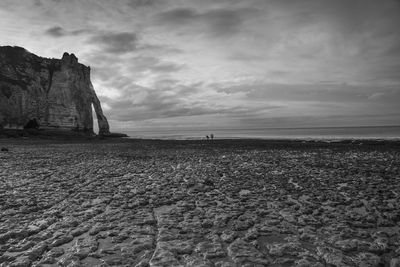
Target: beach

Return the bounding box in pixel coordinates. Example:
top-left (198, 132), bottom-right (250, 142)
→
top-left (0, 138), bottom-right (399, 266)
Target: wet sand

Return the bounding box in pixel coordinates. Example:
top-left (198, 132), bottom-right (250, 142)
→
top-left (0, 139), bottom-right (399, 266)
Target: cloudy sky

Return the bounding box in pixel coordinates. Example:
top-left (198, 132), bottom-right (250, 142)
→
top-left (1, 0), bottom-right (399, 132)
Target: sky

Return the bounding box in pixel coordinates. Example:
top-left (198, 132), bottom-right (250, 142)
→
top-left (1, 0), bottom-right (400, 132)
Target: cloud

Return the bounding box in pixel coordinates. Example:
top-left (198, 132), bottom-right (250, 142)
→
top-left (33, 0), bottom-right (42, 7)
top-left (157, 8), bottom-right (197, 24)
top-left (96, 79), bottom-right (253, 123)
top-left (126, 0), bottom-right (157, 8)
top-left (88, 32), bottom-right (138, 54)
top-left (127, 56), bottom-right (183, 74)
top-left (227, 51), bottom-right (264, 62)
top-left (4, 0), bottom-right (399, 130)
top-left (102, 89), bottom-right (222, 121)
top-left (368, 92), bottom-right (385, 100)
top-left (214, 82), bottom-right (400, 104)
top-left (45, 26), bottom-right (64, 37)
top-left (156, 7), bottom-right (258, 37)
top-left (44, 26), bottom-right (88, 38)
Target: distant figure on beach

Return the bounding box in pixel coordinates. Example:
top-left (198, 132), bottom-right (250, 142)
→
top-left (206, 135), bottom-right (210, 140)
top-left (24, 118), bottom-right (39, 129)
top-left (210, 134), bottom-right (214, 140)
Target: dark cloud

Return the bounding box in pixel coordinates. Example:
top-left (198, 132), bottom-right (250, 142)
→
top-left (156, 7), bottom-right (258, 37)
top-left (88, 32), bottom-right (138, 54)
top-left (45, 26), bottom-right (64, 37)
top-left (34, 0), bottom-right (42, 6)
top-left (203, 9), bottom-right (253, 36)
top-left (44, 26), bottom-right (88, 38)
top-left (158, 8), bottom-right (197, 24)
top-left (126, 0), bottom-right (157, 8)
top-left (266, 0), bottom-right (400, 37)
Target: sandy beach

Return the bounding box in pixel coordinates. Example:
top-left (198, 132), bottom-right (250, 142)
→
top-left (0, 139), bottom-right (399, 266)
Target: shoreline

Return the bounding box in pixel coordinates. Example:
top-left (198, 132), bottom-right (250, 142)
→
top-left (126, 135), bottom-right (400, 141)
top-left (2, 127), bottom-right (399, 142)
top-left (1, 137), bottom-right (399, 151)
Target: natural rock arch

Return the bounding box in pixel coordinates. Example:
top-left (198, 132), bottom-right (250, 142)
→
top-left (0, 46), bottom-right (110, 135)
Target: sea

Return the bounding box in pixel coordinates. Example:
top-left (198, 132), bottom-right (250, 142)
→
top-left (123, 125), bottom-right (400, 140)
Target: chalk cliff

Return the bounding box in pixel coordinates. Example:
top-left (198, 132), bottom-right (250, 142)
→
top-left (0, 46), bottom-right (110, 135)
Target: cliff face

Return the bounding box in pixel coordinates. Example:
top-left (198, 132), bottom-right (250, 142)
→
top-left (0, 46), bottom-right (110, 135)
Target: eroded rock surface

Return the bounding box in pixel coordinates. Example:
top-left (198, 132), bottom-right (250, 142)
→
top-left (0, 139), bottom-right (399, 266)
top-left (0, 46), bottom-right (110, 135)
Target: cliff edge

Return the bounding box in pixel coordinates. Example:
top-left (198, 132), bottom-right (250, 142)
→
top-left (0, 46), bottom-right (111, 135)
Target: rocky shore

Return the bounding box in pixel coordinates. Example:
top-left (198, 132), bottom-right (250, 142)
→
top-left (0, 129), bottom-right (127, 139)
top-left (0, 139), bottom-right (399, 266)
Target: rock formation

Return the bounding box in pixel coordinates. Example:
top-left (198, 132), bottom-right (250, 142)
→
top-left (0, 46), bottom-right (110, 135)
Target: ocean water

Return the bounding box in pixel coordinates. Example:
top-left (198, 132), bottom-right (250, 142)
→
top-left (124, 126), bottom-right (400, 140)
